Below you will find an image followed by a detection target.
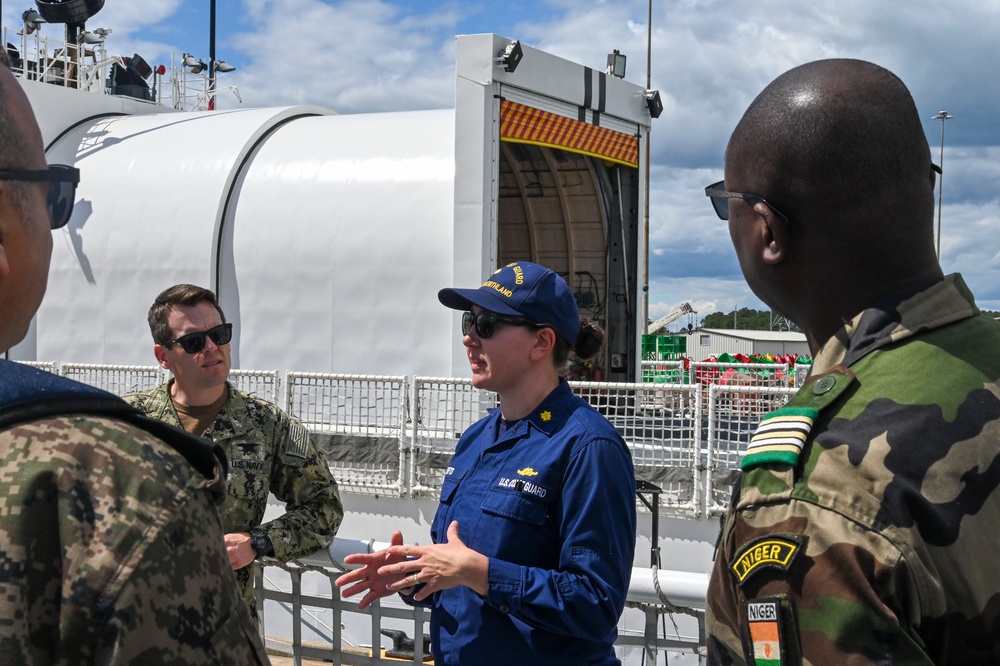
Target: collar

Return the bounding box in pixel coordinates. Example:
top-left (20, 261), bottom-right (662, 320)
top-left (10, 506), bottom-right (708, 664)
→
top-left (812, 273), bottom-right (978, 375)
top-left (487, 378), bottom-right (575, 441)
top-left (154, 379), bottom-right (253, 437)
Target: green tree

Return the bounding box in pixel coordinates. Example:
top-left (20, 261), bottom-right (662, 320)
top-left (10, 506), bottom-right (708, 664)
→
top-left (700, 308), bottom-right (797, 331)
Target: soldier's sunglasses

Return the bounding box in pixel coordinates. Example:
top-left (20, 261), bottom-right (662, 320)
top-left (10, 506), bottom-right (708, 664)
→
top-left (164, 323), bottom-right (233, 353)
top-left (0, 165), bottom-right (80, 230)
top-left (704, 180), bottom-right (790, 226)
top-left (462, 311), bottom-right (537, 339)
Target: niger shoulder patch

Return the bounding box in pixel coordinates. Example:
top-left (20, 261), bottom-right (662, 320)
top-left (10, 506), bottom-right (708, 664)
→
top-left (730, 534), bottom-right (804, 586)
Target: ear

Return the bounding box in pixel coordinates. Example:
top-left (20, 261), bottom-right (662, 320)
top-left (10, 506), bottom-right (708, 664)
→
top-left (754, 201), bottom-right (790, 265)
top-left (153, 344), bottom-right (171, 369)
top-left (528, 327), bottom-right (558, 362)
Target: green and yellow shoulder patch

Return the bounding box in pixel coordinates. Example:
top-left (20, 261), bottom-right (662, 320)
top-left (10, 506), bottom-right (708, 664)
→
top-left (741, 407), bottom-right (818, 470)
top-left (730, 534), bottom-right (805, 586)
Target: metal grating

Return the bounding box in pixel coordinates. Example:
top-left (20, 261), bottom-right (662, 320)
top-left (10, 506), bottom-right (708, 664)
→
top-left (231, 369), bottom-right (281, 404)
top-left (286, 373), bottom-right (408, 495)
top-left (570, 381), bottom-right (702, 515)
top-left (410, 377), bottom-right (496, 497)
top-left (705, 384), bottom-right (797, 515)
top-left (60, 363), bottom-right (165, 397)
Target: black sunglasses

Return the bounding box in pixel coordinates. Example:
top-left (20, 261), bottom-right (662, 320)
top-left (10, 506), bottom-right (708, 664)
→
top-left (0, 165), bottom-right (80, 230)
top-left (704, 180), bottom-right (790, 226)
top-left (462, 311), bottom-right (537, 339)
top-left (164, 323), bottom-right (233, 354)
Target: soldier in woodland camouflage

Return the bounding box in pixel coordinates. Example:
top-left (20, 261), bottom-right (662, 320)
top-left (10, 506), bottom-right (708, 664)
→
top-left (126, 284), bottom-right (343, 622)
top-left (0, 54), bottom-right (267, 663)
top-left (704, 59), bottom-right (1000, 664)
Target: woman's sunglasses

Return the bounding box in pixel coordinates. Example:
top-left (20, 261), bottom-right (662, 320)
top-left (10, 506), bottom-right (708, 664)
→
top-left (462, 311), bottom-right (537, 339)
top-left (164, 323), bottom-right (233, 354)
top-left (0, 165), bottom-right (80, 230)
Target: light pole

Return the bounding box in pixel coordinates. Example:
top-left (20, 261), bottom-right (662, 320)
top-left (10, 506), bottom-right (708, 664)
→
top-left (642, 0), bottom-right (652, 334)
top-left (208, 0), bottom-right (216, 110)
top-left (931, 109), bottom-right (954, 259)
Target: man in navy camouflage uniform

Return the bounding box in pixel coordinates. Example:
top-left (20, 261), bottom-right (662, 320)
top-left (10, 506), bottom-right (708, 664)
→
top-left (127, 284), bottom-right (343, 623)
top-left (0, 53), bottom-right (267, 663)
top-left (704, 58), bottom-right (1000, 664)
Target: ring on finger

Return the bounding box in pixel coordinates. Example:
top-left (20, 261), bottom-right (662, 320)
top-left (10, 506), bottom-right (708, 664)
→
top-left (410, 573), bottom-right (420, 586)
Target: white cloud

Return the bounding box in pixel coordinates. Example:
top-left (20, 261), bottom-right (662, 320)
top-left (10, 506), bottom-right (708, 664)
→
top-left (9, 0), bottom-right (996, 316)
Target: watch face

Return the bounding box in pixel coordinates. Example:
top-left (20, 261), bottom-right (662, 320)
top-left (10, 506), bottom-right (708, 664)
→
top-left (252, 531), bottom-right (269, 552)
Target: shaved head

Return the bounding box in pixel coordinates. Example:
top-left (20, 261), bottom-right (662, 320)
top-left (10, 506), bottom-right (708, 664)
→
top-left (727, 58), bottom-right (933, 225)
top-left (722, 59), bottom-right (942, 351)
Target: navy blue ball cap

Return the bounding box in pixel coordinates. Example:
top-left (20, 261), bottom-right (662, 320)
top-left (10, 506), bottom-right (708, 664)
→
top-left (438, 262), bottom-right (582, 345)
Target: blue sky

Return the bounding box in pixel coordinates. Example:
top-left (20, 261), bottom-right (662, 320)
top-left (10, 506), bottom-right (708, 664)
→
top-left (5, 0), bottom-right (999, 321)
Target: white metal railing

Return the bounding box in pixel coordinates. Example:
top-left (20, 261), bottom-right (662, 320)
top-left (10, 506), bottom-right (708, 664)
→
top-left (287, 372), bottom-right (409, 496)
top-left (704, 384), bottom-right (797, 515)
top-left (257, 538), bottom-right (709, 664)
top-left (23, 361), bottom-right (805, 516)
top-left (230, 368), bottom-right (281, 404)
top-left (409, 376), bottom-right (496, 497)
top-left (60, 363), bottom-right (165, 396)
top-left (639, 359), bottom-right (686, 383)
top-left (19, 359), bottom-right (815, 664)
top-left (4, 24), bottom-right (238, 111)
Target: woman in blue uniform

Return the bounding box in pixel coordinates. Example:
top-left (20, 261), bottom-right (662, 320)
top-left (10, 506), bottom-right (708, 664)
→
top-left (337, 262), bottom-right (636, 665)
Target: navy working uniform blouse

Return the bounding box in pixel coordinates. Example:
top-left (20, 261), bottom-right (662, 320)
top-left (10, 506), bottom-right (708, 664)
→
top-left (407, 379), bottom-right (637, 665)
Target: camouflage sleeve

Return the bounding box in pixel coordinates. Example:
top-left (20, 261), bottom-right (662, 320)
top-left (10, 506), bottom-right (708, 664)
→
top-left (263, 416), bottom-right (344, 562)
top-left (95, 478), bottom-right (270, 664)
top-left (0, 416), bottom-right (268, 664)
top-left (707, 475), bottom-right (929, 665)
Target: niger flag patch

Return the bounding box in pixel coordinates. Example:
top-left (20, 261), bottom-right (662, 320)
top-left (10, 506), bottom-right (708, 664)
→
top-left (743, 598), bottom-right (789, 666)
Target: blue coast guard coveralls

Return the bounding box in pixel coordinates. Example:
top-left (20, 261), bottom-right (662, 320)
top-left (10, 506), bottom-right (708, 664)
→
top-left (409, 379), bottom-right (637, 665)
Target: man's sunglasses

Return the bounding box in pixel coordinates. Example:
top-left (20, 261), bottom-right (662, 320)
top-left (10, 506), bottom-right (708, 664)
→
top-left (0, 165), bottom-right (80, 230)
top-left (704, 180), bottom-right (790, 226)
top-left (462, 311), bottom-right (537, 339)
top-left (164, 323), bottom-right (233, 354)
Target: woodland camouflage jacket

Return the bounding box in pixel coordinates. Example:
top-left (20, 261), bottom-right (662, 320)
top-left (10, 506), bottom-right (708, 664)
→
top-left (126, 381), bottom-right (343, 622)
top-left (707, 274), bottom-right (1000, 665)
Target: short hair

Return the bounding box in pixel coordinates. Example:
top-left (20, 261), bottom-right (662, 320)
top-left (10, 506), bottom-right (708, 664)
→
top-left (148, 284), bottom-right (227, 344)
top-left (0, 50), bottom-right (34, 214)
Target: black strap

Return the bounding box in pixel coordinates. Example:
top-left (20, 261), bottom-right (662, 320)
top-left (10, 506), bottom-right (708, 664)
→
top-left (0, 360), bottom-right (227, 480)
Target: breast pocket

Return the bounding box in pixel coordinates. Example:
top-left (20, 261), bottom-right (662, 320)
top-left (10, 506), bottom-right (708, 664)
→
top-left (478, 465), bottom-right (558, 563)
top-left (227, 441), bottom-right (271, 500)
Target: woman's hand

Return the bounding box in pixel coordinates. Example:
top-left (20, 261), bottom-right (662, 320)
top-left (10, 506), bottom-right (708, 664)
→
top-left (376, 521), bottom-right (489, 602)
top-left (335, 531), bottom-right (412, 609)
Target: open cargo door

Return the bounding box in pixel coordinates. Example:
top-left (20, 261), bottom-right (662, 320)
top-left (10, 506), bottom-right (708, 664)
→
top-left (454, 35), bottom-right (650, 383)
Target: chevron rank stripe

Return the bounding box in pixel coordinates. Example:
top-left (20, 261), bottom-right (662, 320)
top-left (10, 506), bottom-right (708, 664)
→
top-left (741, 406), bottom-right (819, 469)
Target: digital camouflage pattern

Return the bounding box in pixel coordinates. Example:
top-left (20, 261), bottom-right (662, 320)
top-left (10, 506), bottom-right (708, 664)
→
top-left (0, 414), bottom-right (268, 665)
top-left (126, 381), bottom-right (343, 622)
top-left (707, 274), bottom-right (1000, 665)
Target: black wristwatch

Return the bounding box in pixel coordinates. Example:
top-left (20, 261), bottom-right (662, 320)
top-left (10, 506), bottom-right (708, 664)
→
top-left (249, 528), bottom-right (272, 557)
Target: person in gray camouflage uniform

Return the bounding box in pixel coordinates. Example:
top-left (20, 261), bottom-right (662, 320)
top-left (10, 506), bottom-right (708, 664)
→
top-left (126, 283), bottom-right (344, 623)
top-left (704, 59), bottom-right (1000, 664)
top-left (0, 54), bottom-right (267, 663)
